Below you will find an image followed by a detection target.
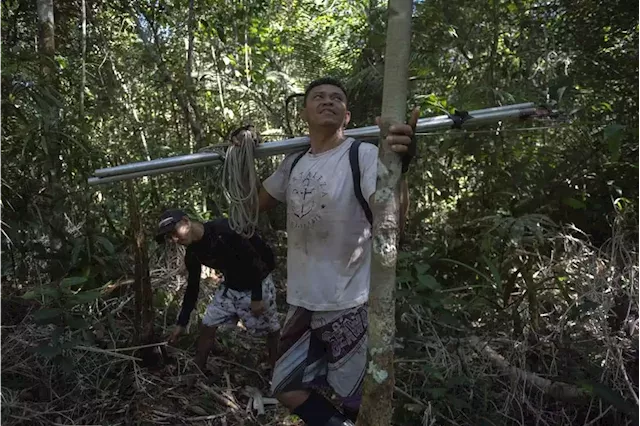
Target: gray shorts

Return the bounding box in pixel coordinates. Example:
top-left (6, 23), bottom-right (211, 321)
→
top-left (270, 304), bottom-right (367, 411)
top-left (202, 274), bottom-right (281, 335)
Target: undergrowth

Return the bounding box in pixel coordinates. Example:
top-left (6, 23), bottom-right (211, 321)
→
top-left (1, 209), bottom-right (638, 426)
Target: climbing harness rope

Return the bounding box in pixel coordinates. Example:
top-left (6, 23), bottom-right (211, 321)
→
top-left (221, 128), bottom-right (261, 238)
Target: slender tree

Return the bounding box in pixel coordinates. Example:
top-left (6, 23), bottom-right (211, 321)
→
top-left (357, 0), bottom-right (413, 425)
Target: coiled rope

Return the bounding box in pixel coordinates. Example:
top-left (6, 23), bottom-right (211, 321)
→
top-left (221, 128), bottom-right (260, 238)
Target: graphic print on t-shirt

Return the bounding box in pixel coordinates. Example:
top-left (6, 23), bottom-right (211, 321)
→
top-left (289, 170), bottom-right (328, 229)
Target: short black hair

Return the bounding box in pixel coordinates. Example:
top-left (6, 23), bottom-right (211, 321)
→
top-left (303, 77), bottom-right (348, 105)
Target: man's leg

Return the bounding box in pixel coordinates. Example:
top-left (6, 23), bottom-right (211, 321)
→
top-left (194, 324), bottom-right (217, 371)
top-left (195, 285), bottom-right (236, 372)
top-left (237, 274), bottom-right (282, 367)
top-left (271, 307), bottom-right (356, 426)
top-left (319, 304), bottom-right (368, 423)
top-left (266, 330), bottom-right (280, 367)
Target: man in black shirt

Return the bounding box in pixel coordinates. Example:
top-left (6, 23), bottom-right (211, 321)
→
top-left (155, 209), bottom-right (281, 370)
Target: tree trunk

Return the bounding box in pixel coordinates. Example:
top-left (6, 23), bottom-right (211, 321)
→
top-left (37, 0), bottom-right (66, 280)
top-left (357, 0), bottom-right (413, 425)
top-left (126, 181), bottom-right (154, 344)
top-left (80, 0), bottom-right (87, 119)
top-left (130, 8), bottom-right (205, 146)
top-left (186, 0), bottom-right (196, 153)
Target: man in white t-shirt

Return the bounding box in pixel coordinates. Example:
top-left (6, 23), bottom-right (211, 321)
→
top-left (233, 77), bottom-right (416, 426)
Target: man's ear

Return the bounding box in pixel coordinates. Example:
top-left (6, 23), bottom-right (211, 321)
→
top-left (300, 107), bottom-right (309, 123)
top-left (343, 110), bottom-right (351, 128)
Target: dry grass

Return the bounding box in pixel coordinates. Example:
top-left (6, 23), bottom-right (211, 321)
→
top-left (395, 221), bottom-right (639, 425)
top-left (1, 244), bottom-right (295, 426)
top-left (1, 215), bottom-right (637, 426)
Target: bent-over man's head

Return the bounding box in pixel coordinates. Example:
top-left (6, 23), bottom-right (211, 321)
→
top-left (155, 209), bottom-right (196, 246)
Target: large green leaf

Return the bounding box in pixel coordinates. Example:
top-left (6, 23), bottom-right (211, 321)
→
top-left (603, 123), bottom-right (625, 162)
top-left (68, 290), bottom-right (103, 306)
top-left (61, 276), bottom-right (88, 288)
top-left (33, 343), bottom-right (62, 358)
top-left (34, 308), bottom-right (63, 324)
top-left (417, 274), bottom-right (441, 291)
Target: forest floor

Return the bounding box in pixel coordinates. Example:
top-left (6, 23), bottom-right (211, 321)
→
top-left (1, 259), bottom-right (434, 426)
top-left (2, 230), bottom-right (638, 426)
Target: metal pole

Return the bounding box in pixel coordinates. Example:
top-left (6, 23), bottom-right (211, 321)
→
top-left (88, 102), bottom-right (538, 185)
top-left (88, 156), bottom-right (223, 185)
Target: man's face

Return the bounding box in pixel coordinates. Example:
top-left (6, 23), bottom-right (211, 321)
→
top-left (302, 84), bottom-right (351, 129)
top-left (168, 217), bottom-right (192, 246)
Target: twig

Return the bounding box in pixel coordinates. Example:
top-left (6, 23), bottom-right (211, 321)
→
top-left (73, 345), bottom-right (142, 361)
top-left (616, 346), bottom-right (640, 405)
top-left (187, 414), bottom-right (226, 421)
top-left (468, 336), bottom-right (588, 401)
top-left (196, 382), bottom-right (241, 411)
top-left (394, 385), bottom-right (426, 407)
top-left (110, 341), bottom-right (168, 352)
top-left (211, 356), bottom-right (268, 383)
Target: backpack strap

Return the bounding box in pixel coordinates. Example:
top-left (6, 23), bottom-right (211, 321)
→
top-left (288, 149), bottom-right (308, 178)
top-left (349, 140), bottom-right (373, 225)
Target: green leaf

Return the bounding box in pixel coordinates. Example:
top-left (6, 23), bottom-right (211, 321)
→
top-left (71, 239), bottom-right (84, 266)
top-left (563, 197), bottom-right (586, 209)
top-left (582, 381), bottom-right (636, 415)
top-left (482, 255), bottom-right (501, 290)
top-left (22, 290), bottom-right (39, 300)
top-left (58, 356), bottom-right (75, 374)
top-left (33, 343), bottom-right (62, 358)
top-left (397, 251), bottom-right (412, 261)
top-left (414, 263), bottom-right (430, 276)
top-left (51, 326), bottom-right (65, 343)
top-left (418, 274), bottom-right (441, 290)
top-left (22, 286), bottom-right (60, 300)
top-left (61, 276), bottom-right (88, 288)
top-left (95, 236), bottom-right (115, 255)
top-left (603, 123), bottom-right (625, 162)
top-left (422, 365), bottom-right (444, 381)
top-left (65, 315), bottom-right (89, 330)
top-left (61, 338), bottom-right (82, 349)
top-left (427, 387), bottom-right (447, 399)
top-left (34, 308), bottom-right (63, 324)
top-left (68, 290), bottom-right (102, 306)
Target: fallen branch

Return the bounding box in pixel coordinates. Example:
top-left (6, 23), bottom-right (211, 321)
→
top-left (111, 341), bottom-right (168, 352)
top-left (187, 414), bottom-right (226, 422)
top-left (468, 336), bottom-right (588, 402)
top-left (73, 345), bottom-right (142, 361)
top-left (196, 382), bottom-right (241, 411)
top-left (394, 385), bottom-right (426, 407)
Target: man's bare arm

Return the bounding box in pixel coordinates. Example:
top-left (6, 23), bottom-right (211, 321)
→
top-left (259, 186), bottom-right (280, 212)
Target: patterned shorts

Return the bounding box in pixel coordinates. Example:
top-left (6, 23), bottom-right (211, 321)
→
top-left (270, 304), bottom-right (368, 411)
top-left (202, 274), bottom-right (281, 335)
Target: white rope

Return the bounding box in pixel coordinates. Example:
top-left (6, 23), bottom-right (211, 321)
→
top-left (221, 130), bottom-right (260, 238)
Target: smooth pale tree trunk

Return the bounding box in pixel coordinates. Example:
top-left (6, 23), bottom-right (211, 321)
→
top-left (37, 0), bottom-right (65, 280)
top-left (357, 0), bottom-right (413, 425)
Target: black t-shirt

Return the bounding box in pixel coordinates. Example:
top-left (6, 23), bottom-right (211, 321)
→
top-left (176, 219), bottom-right (275, 326)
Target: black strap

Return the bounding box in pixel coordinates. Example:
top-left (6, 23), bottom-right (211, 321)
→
top-left (349, 140), bottom-right (373, 225)
top-left (448, 109), bottom-right (471, 129)
top-left (289, 149), bottom-right (307, 177)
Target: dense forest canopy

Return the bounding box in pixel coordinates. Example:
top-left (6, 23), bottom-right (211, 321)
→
top-left (1, 0), bottom-right (638, 425)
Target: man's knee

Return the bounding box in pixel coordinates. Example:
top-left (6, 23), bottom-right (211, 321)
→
top-left (276, 389), bottom-right (311, 411)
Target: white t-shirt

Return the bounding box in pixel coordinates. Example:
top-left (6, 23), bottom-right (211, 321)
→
top-left (263, 138), bottom-right (378, 311)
